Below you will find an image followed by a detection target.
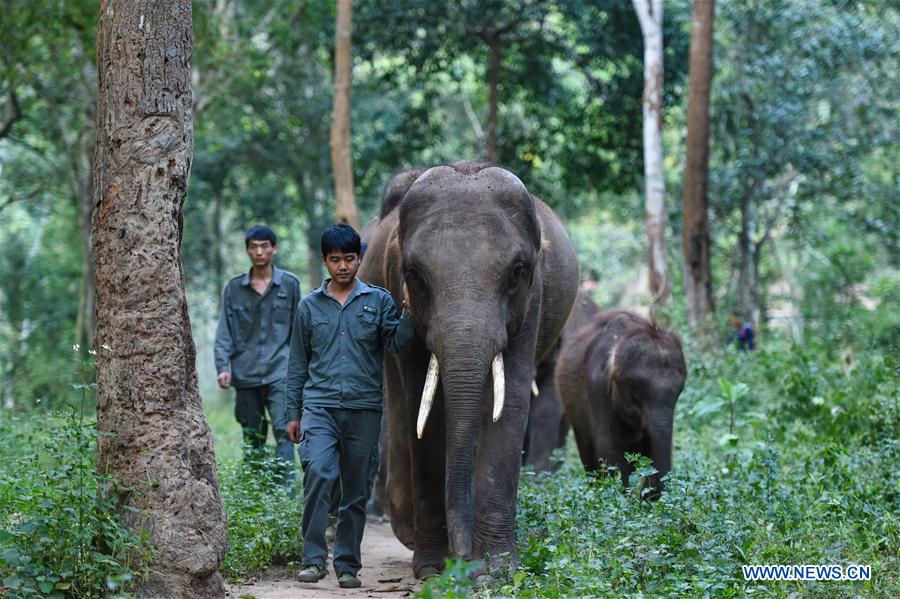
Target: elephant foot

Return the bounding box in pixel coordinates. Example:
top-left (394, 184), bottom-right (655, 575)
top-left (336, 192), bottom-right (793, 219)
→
top-left (415, 564), bottom-right (441, 580)
top-left (413, 547), bottom-right (448, 580)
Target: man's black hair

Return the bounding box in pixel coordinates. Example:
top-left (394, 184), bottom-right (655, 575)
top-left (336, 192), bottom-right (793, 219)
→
top-left (245, 225), bottom-right (277, 247)
top-left (321, 223), bottom-right (361, 256)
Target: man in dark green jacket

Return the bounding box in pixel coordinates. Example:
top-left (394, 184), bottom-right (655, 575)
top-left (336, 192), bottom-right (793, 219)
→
top-left (286, 224), bottom-right (413, 589)
top-left (215, 226), bottom-right (301, 482)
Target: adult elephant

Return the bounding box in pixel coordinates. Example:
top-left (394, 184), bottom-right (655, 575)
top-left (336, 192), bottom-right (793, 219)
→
top-left (555, 311), bottom-right (686, 494)
top-left (360, 162), bottom-right (578, 577)
top-left (523, 289), bottom-right (600, 472)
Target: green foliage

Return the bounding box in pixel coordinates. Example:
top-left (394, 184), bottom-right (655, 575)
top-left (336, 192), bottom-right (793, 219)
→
top-left (218, 455), bottom-right (303, 579)
top-left (416, 557), bottom-right (484, 598)
top-left (0, 410), bottom-right (150, 598)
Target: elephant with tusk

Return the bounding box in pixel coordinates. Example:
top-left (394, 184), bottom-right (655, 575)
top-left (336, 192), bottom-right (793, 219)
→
top-left (360, 162), bottom-right (578, 578)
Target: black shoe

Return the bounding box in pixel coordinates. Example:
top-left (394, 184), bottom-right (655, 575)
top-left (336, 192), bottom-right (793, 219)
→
top-left (337, 572), bottom-right (361, 588)
top-left (297, 564), bottom-right (326, 582)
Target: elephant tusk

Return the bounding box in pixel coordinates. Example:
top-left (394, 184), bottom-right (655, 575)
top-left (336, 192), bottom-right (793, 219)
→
top-left (492, 353), bottom-right (505, 422)
top-left (416, 353), bottom-right (440, 439)
top-left (531, 380), bottom-right (539, 396)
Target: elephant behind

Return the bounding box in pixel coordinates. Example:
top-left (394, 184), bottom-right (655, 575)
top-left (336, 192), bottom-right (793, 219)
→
top-left (523, 289), bottom-right (600, 471)
top-left (555, 311), bottom-right (686, 493)
top-left (359, 162), bottom-right (578, 577)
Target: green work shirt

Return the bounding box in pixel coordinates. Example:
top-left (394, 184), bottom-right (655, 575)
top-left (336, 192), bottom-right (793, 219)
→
top-left (285, 278), bottom-right (415, 420)
top-left (214, 267), bottom-right (302, 388)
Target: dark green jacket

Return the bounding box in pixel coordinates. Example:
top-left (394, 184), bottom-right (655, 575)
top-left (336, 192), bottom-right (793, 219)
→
top-left (285, 278), bottom-right (414, 420)
top-left (215, 267), bottom-right (302, 388)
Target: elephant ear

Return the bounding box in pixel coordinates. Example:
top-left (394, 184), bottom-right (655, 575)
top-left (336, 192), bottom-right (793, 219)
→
top-left (380, 167), bottom-right (427, 219)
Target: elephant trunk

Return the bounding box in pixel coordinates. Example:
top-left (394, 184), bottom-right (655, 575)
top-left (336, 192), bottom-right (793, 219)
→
top-left (427, 300), bottom-right (506, 558)
top-left (644, 410), bottom-right (674, 496)
top-left (440, 355), bottom-right (491, 558)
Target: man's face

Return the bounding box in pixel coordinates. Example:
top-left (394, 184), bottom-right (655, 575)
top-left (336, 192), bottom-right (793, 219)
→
top-left (246, 239), bottom-right (277, 268)
top-left (323, 251), bottom-right (360, 285)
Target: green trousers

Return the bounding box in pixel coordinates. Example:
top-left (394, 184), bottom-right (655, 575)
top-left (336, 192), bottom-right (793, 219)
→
top-left (298, 405), bottom-right (380, 575)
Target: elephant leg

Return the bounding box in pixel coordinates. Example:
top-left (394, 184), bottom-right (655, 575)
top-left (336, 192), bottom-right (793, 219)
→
top-left (525, 358), bottom-right (565, 472)
top-left (383, 355), bottom-right (415, 541)
top-left (472, 352), bottom-right (532, 572)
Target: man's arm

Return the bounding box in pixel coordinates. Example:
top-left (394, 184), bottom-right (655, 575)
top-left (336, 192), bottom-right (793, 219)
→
top-left (380, 288), bottom-right (415, 354)
top-left (285, 304), bottom-right (311, 442)
top-left (214, 285), bottom-right (234, 388)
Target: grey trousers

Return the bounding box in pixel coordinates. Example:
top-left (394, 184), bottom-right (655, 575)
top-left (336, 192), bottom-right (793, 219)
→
top-left (299, 406), bottom-right (381, 575)
top-left (235, 380), bottom-right (296, 484)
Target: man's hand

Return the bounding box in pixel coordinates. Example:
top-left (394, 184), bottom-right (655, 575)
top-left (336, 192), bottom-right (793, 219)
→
top-left (402, 282), bottom-right (412, 315)
top-left (217, 372), bottom-right (232, 389)
top-left (287, 420), bottom-right (301, 444)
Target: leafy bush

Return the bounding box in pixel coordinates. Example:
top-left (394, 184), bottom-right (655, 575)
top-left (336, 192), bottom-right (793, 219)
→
top-left (218, 454), bottom-right (303, 579)
top-left (0, 412), bottom-right (150, 598)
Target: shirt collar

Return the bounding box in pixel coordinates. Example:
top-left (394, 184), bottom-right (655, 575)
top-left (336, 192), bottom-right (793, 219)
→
top-left (241, 266), bottom-right (283, 287)
top-left (318, 277), bottom-right (372, 301)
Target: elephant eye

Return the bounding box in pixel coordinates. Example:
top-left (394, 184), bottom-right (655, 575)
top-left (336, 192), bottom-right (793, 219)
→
top-left (507, 261), bottom-right (530, 290)
top-left (405, 267), bottom-right (423, 285)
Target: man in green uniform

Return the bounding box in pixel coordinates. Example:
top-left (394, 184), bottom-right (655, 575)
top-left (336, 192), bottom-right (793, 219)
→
top-left (286, 224), bottom-right (413, 589)
top-left (215, 225), bottom-right (302, 483)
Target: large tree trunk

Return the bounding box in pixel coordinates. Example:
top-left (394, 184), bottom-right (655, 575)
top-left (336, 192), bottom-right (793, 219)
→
top-left (681, 0), bottom-right (715, 328)
top-left (92, 2), bottom-right (227, 597)
top-left (330, 0), bottom-right (359, 230)
top-left (633, 0), bottom-right (670, 307)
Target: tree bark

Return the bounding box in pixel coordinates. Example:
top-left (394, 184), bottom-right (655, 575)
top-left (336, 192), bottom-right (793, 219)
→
top-left (92, 2), bottom-right (226, 597)
top-left (633, 0), bottom-right (670, 307)
top-left (330, 0), bottom-right (359, 231)
top-left (681, 0), bottom-right (715, 328)
top-left (486, 33), bottom-right (501, 162)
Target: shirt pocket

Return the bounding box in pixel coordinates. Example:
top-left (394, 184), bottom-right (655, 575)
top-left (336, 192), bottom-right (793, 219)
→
top-left (311, 317), bottom-right (330, 345)
top-left (273, 295), bottom-right (292, 325)
top-left (234, 303), bottom-right (256, 341)
top-left (357, 304), bottom-right (379, 340)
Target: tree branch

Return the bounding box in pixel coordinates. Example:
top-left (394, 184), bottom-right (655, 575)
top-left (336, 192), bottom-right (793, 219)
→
top-left (0, 85), bottom-right (21, 139)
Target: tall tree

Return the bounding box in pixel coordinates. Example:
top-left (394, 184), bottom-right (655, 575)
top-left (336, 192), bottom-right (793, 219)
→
top-left (632, 0), bottom-right (670, 307)
top-left (92, 1), bottom-right (226, 596)
top-left (681, 0), bottom-right (715, 327)
top-left (331, 0), bottom-right (359, 230)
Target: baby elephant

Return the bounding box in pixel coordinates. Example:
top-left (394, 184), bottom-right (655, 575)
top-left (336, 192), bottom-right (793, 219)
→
top-left (556, 311), bottom-right (686, 494)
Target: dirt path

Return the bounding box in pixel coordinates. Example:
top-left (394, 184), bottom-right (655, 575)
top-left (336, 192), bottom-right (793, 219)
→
top-left (226, 518), bottom-right (421, 598)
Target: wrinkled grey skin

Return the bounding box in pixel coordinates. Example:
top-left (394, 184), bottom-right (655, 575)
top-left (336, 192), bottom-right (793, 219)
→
top-left (360, 162), bottom-right (578, 577)
top-left (523, 290), bottom-right (600, 472)
top-left (555, 311), bottom-right (686, 494)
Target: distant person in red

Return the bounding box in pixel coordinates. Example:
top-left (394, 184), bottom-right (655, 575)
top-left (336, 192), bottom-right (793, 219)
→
top-left (729, 312), bottom-right (755, 351)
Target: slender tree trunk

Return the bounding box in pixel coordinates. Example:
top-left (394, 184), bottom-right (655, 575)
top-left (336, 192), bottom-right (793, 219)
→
top-left (682, 0), bottom-right (715, 328)
top-left (68, 32), bottom-right (99, 352)
top-left (211, 181), bottom-right (224, 310)
top-left (331, 0), bottom-right (359, 230)
top-left (75, 165), bottom-right (95, 350)
top-left (736, 186), bottom-right (759, 332)
top-left (92, 2), bottom-right (226, 596)
top-left (633, 0), bottom-right (670, 307)
top-left (486, 33), bottom-right (501, 162)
